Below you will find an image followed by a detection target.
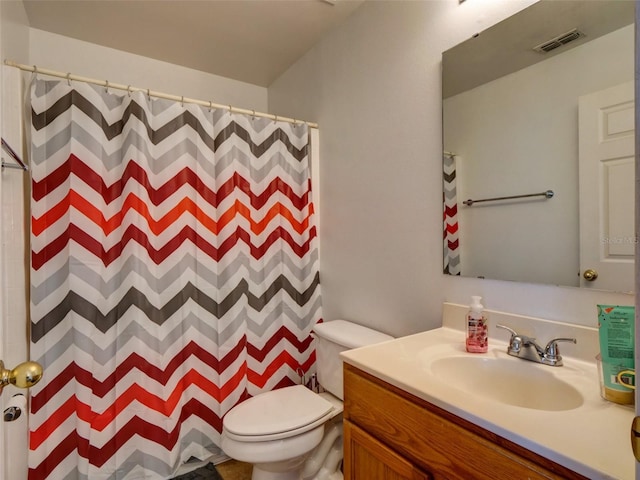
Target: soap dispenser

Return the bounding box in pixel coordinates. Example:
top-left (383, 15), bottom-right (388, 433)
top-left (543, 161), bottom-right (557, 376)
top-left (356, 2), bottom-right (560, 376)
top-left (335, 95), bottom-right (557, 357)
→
top-left (466, 296), bottom-right (488, 353)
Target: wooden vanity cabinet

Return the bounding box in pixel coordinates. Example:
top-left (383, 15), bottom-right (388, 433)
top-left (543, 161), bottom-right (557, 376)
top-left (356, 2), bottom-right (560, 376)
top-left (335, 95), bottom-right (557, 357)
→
top-left (343, 364), bottom-right (588, 480)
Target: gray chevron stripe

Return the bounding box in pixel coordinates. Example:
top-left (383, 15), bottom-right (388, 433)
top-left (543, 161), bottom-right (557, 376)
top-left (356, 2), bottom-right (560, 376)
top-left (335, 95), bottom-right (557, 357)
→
top-left (32, 88), bottom-right (308, 161)
top-left (442, 162), bottom-right (455, 174)
top-left (444, 189), bottom-right (457, 201)
top-left (443, 170), bottom-right (456, 183)
top-left (34, 296), bottom-right (321, 368)
top-left (31, 250), bottom-right (318, 305)
top-left (447, 255), bottom-right (460, 268)
top-left (33, 80), bottom-right (308, 146)
top-left (72, 433), bottom-right (224, 480)
top-left (31, 122), bottom-right (309, 185)
top-left (33, 79), bottom-right (128, 111)
top-left (33, 79), bottom-right (305, 140)
top-left (214, 108), bottom-right (308, 142)
top-left (442, 159), bottom-right (455, 170)
top-left (32, 274), bottom-right (321, 342)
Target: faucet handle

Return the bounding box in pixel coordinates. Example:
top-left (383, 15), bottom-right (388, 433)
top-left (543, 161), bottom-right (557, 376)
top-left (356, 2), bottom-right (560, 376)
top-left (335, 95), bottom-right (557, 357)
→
top-left (496, 324), bottom-right (522, 353)
top-left (496, 324), bottom-right (517, 337)
top-left (544, 337), bottom-right (577, 362)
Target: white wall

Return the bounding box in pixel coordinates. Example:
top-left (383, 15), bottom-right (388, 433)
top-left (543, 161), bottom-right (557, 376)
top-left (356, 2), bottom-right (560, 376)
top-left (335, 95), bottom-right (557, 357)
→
top-left (28, 28), bottom-right (268, 113)
top-left (446, 24), bottom-right (634, 286)
top-left (268, 0), bottom-right (633, 337)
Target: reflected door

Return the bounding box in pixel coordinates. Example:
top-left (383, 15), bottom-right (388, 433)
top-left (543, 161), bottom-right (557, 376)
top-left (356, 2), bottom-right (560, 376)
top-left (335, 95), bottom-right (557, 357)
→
top-left (578, 81), bottom-right (634, 291)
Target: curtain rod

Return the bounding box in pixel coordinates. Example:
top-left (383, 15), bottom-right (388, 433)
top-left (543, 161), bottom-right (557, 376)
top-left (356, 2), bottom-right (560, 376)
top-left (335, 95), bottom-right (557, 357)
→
top-left (4, 60), bottom-right (319, 129)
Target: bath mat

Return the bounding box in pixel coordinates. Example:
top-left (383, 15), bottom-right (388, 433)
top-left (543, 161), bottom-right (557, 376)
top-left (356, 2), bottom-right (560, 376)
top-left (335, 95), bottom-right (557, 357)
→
top-left (171, 463), bottom-right (223, 480)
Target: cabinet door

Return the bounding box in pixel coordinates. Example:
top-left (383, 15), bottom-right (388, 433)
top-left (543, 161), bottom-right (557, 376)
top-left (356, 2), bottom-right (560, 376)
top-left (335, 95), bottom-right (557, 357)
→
top-left (344, 420), bottom-right (432, 480)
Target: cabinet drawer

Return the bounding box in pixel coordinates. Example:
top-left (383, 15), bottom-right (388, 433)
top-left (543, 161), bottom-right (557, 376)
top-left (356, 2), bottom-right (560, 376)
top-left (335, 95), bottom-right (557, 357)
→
top-left (344, 420), bottom-right (432, 480)
top-left (344, 364), bottom-right (586, 480)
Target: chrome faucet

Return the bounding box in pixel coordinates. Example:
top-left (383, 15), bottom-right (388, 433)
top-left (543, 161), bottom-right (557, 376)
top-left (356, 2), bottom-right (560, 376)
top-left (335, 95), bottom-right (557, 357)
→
top-left (496, 324), bottom-right (576, 367)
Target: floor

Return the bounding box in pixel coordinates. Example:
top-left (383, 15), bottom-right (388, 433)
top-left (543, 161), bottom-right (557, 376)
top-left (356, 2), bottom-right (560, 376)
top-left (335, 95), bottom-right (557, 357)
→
top-left (215, 459), bottom-right (253, 480)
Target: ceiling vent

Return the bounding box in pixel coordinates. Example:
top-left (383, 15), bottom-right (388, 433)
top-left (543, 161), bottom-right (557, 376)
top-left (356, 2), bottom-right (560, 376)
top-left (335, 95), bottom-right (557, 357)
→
top-left (533, 29), bottom-right (585, 53)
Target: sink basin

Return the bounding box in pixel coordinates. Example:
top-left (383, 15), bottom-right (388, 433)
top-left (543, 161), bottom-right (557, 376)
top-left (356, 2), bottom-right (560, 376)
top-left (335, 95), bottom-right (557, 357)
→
top-left (429, 356), bottom-right (584, 411)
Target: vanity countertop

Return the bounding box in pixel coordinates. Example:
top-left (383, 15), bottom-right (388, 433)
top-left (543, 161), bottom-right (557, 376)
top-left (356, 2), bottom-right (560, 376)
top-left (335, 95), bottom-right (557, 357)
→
top-left (340, 326), bottom-right (634, 480)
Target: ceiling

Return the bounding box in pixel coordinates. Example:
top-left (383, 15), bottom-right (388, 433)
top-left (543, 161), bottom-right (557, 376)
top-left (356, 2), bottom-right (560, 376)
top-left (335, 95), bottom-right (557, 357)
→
top-left (442, 0), bottom-right (634, 98)
top-left (23, 0), bottom-right (365, 87)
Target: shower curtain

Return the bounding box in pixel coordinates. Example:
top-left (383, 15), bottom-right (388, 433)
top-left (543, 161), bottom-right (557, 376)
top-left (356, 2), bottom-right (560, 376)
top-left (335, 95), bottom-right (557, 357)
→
top-left (28, 78), bottom-right (321, 479)
top-left (443, 153), bottom-right (460, 275)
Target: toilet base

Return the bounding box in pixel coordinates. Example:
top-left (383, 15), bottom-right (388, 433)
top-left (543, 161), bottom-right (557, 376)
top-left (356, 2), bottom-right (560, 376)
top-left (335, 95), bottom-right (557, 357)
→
top-left (251, 456), bottom-right (307, 480)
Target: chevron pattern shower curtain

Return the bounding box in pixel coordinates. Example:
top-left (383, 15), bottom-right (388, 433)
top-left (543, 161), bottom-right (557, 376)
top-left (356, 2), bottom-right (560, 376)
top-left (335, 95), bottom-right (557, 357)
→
top-left (28, 78), bottom-right (321, 479)
top-left (443, 153), bottom-right (460, 275)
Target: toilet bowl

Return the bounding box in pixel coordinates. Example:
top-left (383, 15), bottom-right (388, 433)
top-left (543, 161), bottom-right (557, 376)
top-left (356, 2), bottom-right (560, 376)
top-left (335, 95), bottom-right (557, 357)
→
top-left (220, 320), bottom-right (393, 480)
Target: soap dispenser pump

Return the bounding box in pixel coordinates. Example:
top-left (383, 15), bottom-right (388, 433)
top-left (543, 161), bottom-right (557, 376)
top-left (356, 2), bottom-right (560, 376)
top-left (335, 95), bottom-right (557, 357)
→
top-left (466, 296), bottom-right (488, 353)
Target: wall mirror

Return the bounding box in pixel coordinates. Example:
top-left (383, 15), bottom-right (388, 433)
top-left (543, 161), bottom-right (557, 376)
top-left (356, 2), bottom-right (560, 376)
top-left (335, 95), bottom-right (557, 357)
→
top-left (442, 0), bottom-right (635, 293)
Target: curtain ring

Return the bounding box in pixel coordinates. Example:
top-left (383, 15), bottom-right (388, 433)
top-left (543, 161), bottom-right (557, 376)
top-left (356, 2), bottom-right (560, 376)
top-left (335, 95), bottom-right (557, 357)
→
top-left (293, 118), bottom-right (297, 127)
top-left (127, 85), bottom-right (132, 97)
top-left (252, 110), bottom-right (256, 120)
top-left (66, 73), bottom-right (72, 86)
top-left (147, 88), bottom-right (151, 101)
top-left (274, 115), bottom-right (278, 124)
top-left (228, 105), bottom-right (233, 114)
top-left (181, 96), bottom-right (184, 107)
top-left (33, 65), bottom-right (38, 77)
top-left (105, 80), bottom-right (109, 93)
top-left (208, 101), bottom-right (213, 112)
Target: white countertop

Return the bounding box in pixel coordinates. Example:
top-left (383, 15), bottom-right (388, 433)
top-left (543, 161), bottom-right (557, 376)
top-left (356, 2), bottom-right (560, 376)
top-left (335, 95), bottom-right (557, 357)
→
top-left (340, 326), bottom-right (634, 480)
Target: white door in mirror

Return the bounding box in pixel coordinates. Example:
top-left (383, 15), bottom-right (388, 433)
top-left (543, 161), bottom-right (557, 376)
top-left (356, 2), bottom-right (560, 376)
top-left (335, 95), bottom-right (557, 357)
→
top-left (578, 81), bottom-right (634, 292)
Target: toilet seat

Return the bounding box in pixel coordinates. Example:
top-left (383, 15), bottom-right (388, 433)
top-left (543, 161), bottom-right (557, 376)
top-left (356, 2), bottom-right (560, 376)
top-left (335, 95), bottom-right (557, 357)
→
top-left (223, 385), bottom-right (336, 442)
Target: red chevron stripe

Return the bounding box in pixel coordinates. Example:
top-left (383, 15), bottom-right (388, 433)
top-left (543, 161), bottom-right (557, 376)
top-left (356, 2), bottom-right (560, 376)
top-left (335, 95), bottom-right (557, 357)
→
top-left (30, 364), bottom-right (248, 449)
top-left (32, 190), bottom-right (313, 237)
top-left (32, 222), bottom-right (317, 270)
top-left (444, 204), bottom-right (457, 217)
top-left (448, 239), bottom-right (459, 250)
top-left (32, 155), bottom-right (310, 210)
top-left (247, 326), bottom-right (313, 360)
top-left (31, 339), bottom-right (244, 412)
top-left (445, 222), bottom-right (458, 235)
top-left (30, 350), bottom-right (309, 452)
top-left (31, 332), bottom-right (312, 413)
top-left (29, 394), bottom-right (90, 450)
top-left (248, 349), bottom-right (315, 389)
top-left (271, 375), bottom-right (299, 390)
top-left (29, 399), bottom-right (222, 478)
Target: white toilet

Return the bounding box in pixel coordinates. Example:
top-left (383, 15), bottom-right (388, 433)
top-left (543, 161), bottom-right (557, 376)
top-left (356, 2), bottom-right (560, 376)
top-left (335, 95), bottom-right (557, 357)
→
top-left (220, 320), bottom-right (393, 480)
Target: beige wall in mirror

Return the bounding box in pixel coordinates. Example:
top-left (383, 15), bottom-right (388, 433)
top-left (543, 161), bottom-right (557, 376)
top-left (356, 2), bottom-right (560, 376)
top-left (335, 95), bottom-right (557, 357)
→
top-left (442, 0), bottom-right (634, 293)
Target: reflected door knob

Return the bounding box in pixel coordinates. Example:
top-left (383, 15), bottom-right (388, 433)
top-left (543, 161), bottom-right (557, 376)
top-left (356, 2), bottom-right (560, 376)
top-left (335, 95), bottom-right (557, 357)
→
top-left (583, 269), bottom-right (598, 281)
top-left (0, 360), bottom-right (43, 395)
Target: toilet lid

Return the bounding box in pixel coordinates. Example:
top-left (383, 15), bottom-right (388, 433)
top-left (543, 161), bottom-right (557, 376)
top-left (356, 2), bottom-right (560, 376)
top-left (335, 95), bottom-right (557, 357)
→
top-left (223, 385), bottom-right (334, 437)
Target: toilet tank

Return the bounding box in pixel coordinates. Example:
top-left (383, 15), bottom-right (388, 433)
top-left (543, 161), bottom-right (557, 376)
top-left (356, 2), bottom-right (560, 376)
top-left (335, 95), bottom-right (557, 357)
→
top-left (312, 320), bottom-right (393, 400)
